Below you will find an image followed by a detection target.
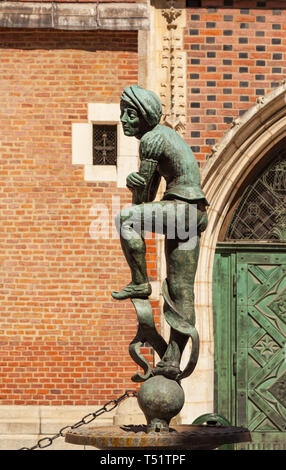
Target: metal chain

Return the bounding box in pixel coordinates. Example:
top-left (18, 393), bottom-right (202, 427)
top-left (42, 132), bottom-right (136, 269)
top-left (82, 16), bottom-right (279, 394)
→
top-left (18, 389), bottom-right (137, 450)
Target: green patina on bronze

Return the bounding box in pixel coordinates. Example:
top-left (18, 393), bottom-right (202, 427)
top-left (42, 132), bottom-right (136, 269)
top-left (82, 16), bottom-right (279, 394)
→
top-left (112, 85), bottom-right (208, 432)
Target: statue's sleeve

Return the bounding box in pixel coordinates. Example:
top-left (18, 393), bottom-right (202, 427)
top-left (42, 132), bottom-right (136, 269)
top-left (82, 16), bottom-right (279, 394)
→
top-left (134, 133), bottom-right (164, 204)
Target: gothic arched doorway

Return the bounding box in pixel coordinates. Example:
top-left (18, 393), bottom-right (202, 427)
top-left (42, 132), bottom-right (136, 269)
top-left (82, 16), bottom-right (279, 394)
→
top-left (213, 139), bottom-right (286, 450)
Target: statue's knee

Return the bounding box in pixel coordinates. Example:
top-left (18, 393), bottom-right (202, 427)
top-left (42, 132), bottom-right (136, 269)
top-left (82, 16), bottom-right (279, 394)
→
top-left (115, 208), bottom-right (131, 231)
top-left (114, 211), bottom-right (122, 233)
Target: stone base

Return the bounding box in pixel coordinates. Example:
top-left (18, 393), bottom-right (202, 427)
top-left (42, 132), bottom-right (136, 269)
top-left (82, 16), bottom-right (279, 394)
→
top-left (65, 424), bottom-right (251, 450)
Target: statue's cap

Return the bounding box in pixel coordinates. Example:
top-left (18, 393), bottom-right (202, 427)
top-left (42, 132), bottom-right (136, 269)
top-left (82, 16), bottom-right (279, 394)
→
top-left (121, 85), bottom-right (162, 128)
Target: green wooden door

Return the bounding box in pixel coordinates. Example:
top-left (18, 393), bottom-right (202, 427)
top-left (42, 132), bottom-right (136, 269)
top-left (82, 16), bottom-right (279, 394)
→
top-left (214, 245), bottom-right (286, 450)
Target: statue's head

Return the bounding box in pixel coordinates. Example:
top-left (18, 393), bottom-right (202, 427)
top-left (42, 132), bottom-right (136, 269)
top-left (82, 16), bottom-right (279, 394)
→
top-left (120, 85), bottom-right (162, 139)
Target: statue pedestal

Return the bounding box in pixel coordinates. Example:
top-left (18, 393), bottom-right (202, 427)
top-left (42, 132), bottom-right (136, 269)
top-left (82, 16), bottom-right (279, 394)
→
top-left (65, 424), bottom-right (251, 450)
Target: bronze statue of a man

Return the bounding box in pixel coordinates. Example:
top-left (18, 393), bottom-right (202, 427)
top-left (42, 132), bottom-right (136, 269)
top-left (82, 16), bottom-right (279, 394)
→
top-left (112, 85), bottom-right (208, 381)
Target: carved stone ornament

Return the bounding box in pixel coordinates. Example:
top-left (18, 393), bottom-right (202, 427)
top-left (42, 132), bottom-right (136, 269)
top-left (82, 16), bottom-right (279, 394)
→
top-left (159, 3), bottom-right (186, 134)
top-left (162, 6), bottom-right (182, 28)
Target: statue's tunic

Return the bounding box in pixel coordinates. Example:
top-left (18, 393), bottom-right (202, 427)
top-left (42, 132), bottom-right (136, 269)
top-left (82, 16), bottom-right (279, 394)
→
top-left (139, 124), bottom-right (208, 205)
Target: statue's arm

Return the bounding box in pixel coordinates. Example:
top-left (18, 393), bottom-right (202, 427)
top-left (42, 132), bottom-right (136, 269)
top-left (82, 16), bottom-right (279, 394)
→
top-left (127, 158), bottom-right (159, 204)
top-left (145, 164), bottom-right (161, 202)
top-left (127, 132), bottom-right (164, 204)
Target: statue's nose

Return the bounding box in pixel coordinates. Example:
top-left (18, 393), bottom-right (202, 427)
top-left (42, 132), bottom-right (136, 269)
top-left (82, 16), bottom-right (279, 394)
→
top-left (121, 109), bottom-right (128, 123)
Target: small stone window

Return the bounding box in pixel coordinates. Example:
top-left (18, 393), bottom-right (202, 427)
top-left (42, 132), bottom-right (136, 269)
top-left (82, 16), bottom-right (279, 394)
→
top-left (72, 102), bottom-right (138, 186)
top-left (93, 124), bottom-right (117, 166)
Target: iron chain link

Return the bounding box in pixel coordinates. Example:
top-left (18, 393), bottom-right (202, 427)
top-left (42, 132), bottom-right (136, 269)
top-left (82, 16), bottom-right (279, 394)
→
top-left (18, 389), bottom-right (137, 450)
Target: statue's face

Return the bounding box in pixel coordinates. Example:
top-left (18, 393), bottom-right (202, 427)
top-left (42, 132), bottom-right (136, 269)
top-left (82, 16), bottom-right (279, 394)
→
top-left (120, 101), bottom-right (148, 139)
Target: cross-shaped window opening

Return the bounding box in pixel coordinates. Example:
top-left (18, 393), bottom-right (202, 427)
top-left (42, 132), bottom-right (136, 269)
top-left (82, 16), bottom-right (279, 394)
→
top-left (93, 124), bottom-right (117, 166)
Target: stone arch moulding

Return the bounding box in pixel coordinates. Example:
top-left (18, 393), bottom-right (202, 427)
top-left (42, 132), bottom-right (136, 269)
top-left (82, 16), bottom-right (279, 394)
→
top-left (187, 82), bottom-right (286, 418)
top-left (194, 82), bottom-right (286, 372)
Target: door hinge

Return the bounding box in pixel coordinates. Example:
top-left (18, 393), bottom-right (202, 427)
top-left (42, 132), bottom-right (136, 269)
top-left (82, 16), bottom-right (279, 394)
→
top-left (233, 352), bottom-right (237, 376)
top-left (233, 272), bottom-right (237, 297)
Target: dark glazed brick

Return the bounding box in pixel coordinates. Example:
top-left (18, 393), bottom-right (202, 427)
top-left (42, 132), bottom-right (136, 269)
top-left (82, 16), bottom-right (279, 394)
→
top-left (187, 0), bottom-right (201, 6)
top-left (206, 109), bottom-right (216, 115)
top-left (223, 45), bottom-right (232, 51)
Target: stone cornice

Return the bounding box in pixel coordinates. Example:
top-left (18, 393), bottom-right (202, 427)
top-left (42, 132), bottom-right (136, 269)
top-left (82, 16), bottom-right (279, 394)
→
top-left (0, 2), bottom-right (149, 30)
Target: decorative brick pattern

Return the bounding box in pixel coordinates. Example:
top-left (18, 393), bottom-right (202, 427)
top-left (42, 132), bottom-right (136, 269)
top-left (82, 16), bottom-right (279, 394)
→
top-left (0, 28), bottom-right (158, 406)
top-left (11, 0), bottom-right (136, 2)
top-left (185, 0), bottom-right (286, 163)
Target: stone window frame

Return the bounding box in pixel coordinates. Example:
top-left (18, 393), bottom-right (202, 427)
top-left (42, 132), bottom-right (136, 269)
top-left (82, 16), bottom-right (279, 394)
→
top-left (72, 103), bottom-right (138, 187)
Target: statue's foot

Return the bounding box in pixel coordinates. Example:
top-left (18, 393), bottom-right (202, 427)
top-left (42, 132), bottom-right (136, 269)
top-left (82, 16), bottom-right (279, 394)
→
top-left (153, 360), bottom-right (181, 381)
top-left (112, 282), bottom-right (152, 300)
top-left (147, 418), bottom-right (169, 433)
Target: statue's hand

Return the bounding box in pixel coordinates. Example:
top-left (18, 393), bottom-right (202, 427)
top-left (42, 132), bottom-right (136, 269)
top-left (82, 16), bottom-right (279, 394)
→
top-left (126, 172), bottom-right (146, 190)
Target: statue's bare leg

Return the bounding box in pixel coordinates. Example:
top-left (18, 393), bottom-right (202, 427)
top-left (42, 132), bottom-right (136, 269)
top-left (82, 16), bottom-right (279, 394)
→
top-left (112, 201), bottom-right (175, 300)
top-left (153, 235), bottom-right (200, 379)
top-left (111, 203), bottom-right (153, 300)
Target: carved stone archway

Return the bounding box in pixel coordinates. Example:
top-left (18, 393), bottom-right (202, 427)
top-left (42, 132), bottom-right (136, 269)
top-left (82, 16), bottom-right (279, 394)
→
top-left (188, 82), bottom-right (286, 422)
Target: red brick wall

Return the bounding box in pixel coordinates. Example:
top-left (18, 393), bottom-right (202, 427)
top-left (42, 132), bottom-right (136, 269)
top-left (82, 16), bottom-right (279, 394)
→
top-left (12, 1), bottom-right (136, 2)
top-left (0, 28), bottom-right (144, 405)
top-left (185, 0), bottom-right (286, 164)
